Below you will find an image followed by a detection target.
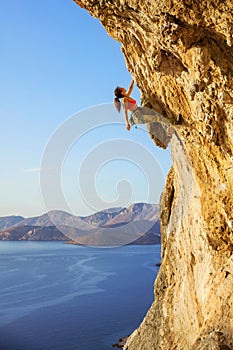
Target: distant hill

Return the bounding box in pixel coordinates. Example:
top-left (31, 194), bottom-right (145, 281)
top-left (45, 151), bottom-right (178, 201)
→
top-left (0, 225), bottom-right (67, 241)
top-left (101, 203), bottom-right (159, 227)
top-left (12, 210), bottom-right (85, 228)
top-left (131, 220), bottom-right (161, 245)
top-left (0, 216), bottom-right (24, 230)
top-left (0, 203), bottom-right (160, 245)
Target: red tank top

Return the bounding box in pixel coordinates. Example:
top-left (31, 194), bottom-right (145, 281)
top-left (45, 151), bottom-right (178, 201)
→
top-left (125, 98), bottom-right (137, 110)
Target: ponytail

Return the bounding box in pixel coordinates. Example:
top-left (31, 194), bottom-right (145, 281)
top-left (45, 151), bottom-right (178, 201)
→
top-left (114, 97), bottom-right (121, 112)
top-left (114, 87), bottom-right (124, 112)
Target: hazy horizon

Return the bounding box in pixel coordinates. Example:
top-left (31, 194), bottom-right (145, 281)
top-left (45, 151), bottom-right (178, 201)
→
top-left (0, 201), bottom-right (160, 219)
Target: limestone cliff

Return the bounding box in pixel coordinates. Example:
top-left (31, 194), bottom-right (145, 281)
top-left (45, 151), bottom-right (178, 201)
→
top-left (73, 1), bottom-right (233, 349)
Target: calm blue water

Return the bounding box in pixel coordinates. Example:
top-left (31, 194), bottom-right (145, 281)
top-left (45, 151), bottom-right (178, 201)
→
top-left (0, 242), bottom-right (161, 350)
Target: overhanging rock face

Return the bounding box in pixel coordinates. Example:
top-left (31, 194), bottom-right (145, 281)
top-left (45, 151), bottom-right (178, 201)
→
top-left (73, 1), bottom-right (233, 349)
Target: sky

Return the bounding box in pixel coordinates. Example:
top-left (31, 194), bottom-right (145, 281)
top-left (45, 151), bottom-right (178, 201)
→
top-left (0, 0), bottom-right (172, 218)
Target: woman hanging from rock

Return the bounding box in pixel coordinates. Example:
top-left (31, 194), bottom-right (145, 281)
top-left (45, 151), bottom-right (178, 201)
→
top-left (114, 79), bottom-right (170, 131)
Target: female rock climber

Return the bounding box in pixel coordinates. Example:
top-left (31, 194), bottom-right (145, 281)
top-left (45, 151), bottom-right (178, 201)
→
top-left (114, 79), bottom-right (137, 131)
top-left (114, 80), bottom-right (169, 131)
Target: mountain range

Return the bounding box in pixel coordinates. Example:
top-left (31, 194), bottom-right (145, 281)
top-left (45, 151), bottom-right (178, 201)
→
top-left (0, 203), bottom-right (160, 246)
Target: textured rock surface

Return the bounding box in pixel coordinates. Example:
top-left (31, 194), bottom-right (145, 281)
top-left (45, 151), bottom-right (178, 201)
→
top-left (74, 1), bottom-right (233, 348)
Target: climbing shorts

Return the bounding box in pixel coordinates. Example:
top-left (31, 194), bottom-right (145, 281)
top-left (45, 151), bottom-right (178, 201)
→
top-left (129, 107), bottom-right (169, 126)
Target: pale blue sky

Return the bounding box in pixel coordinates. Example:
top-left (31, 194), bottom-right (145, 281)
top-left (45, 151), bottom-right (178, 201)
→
top-left (0, 0), bottom-right (172, 217)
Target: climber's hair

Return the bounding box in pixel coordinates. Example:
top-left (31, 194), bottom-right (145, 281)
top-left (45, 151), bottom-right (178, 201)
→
top-left (114, 87), bottom-right (124, 113)
top-left (114, 87), bottom-right (124, 98)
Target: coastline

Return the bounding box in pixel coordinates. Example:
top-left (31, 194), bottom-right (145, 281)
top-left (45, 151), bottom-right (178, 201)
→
top-left (112, 336), bottom-right (129, 348)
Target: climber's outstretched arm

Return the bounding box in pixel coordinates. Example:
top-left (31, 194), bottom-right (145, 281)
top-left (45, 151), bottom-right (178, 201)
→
top-left (126, 80), bottom-right (134, 96)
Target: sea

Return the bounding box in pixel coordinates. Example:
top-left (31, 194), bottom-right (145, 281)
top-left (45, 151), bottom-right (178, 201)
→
top-left (0, 241), bottom-right (161, 350)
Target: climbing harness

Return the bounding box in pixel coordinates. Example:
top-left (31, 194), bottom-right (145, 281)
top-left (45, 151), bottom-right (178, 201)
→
top-left (130, 107), bottom-right (144, 128)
